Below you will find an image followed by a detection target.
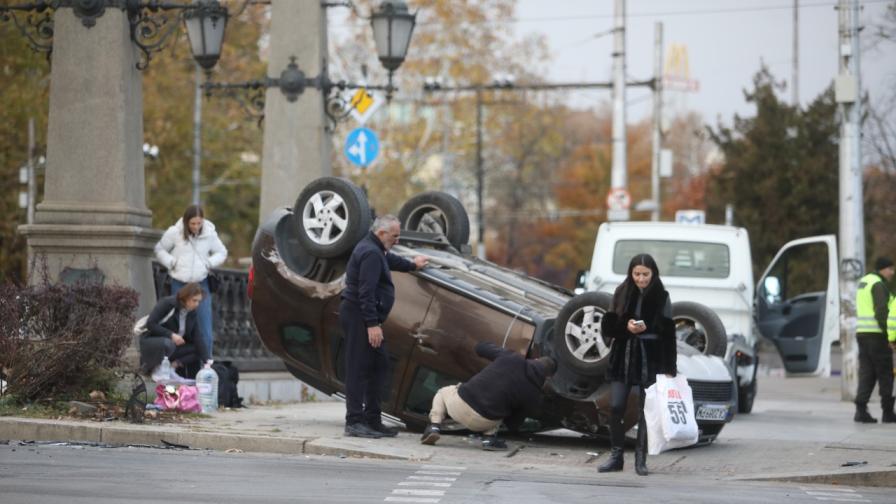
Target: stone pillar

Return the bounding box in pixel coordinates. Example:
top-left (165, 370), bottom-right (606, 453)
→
top-left (18, 8), bottom-right (160, 317)
top-left (259, 0), bottom-right (331, 223)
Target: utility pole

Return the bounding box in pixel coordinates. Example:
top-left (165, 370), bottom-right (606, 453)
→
top-left (609, 0), bottom-right (629, 221)
top-left (836, 0), bottom-right (865, 400)
top-left (475, 89), bottom-right (485, 259)
top-left (793, 0), bottom-right (799, 106)
top-left (27, 117), bottom-right (36, 226)
top-left (650, 22), bottom-right (663, 222)
top-left (192, 63), bottom-right (203, 205)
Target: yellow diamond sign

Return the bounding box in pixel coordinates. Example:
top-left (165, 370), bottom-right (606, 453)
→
top-left (351, 88), bottom-right (374, 115)
top-left (348, 88), bottom-right (382, 125)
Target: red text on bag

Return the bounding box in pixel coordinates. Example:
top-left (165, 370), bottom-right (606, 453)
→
top-left (667, 389), bottom-right (682, 400)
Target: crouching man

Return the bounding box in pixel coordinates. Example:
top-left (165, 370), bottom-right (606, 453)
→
top-left (420, 342), bottom-right (557, 450)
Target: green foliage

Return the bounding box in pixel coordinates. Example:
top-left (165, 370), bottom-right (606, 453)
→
top-left (0, 26), bottom-right (49, 284)
top-left (706, 68), bottom-right (840, 278)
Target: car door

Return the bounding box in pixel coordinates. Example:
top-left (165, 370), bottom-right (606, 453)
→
top-left (754, 235), bottom-right (839, 376)
top-left (395, 286), bottom-right (536, 429)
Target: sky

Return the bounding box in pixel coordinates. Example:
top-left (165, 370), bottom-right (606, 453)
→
top-left (513, 0), bottom-right (896, 124)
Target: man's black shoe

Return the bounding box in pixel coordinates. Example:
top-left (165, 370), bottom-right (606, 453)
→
top-left (481, 435), bottom-right (507, 451)
top-left (368, 422), bottom-right (399, 437)
top-left (344, 423), bottom-right (383, 438)
top-left (854, 410), bottom-right (878, 424)
top-left (420, 423), bottom-right (441, 445)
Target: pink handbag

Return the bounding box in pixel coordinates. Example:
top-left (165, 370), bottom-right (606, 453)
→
top-left (154, 384), bottom-right (202, 413)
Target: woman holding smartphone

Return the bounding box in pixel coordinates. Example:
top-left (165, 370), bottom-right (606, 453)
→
top-left (598, 253), bottom-right (677, 476)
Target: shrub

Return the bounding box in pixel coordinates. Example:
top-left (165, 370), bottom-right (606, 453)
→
top-left (0, 277), bottom-right (139, 403)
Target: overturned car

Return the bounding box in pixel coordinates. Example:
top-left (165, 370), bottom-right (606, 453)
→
top-left (249, 177), bottom-right (735, 442)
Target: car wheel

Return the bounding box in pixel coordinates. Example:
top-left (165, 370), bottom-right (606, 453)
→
top-left (672, 301), bottom-right (727, 357)
top-left (398, 191), bottom-right (470, 249)
top-left (552, 292), bottom-right (614, 377)
top-left (294, 177), bottom-right (371, 259)
top-left (738, 373), bottom-right (757, 414)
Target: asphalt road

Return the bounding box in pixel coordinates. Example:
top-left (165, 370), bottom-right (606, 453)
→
top-left (0, 442), bottom-right (888, 504)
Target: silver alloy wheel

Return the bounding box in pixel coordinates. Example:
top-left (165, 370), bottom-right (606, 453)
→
top-left (301, 190), bottom-right (349, 245)
top-left (564, 305), bottom-right (611, 363)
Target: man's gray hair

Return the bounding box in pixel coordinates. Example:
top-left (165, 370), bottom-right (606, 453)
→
top-left (371, 214), bottom-right (400, 233)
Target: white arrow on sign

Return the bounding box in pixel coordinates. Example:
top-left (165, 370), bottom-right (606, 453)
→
top-left (348, 130), bottom-right (368, 165)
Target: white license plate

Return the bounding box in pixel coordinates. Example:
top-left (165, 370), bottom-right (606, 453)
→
top-left (696, 404), bottom-right (728, 421)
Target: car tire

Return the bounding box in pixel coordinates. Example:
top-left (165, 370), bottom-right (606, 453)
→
top-left (293, 177), bottom-right (371, 259)
top-left (738, 370), bottom-right (757, 414)
top-left (671, 301), bottom-right (727, 357)
top-left (551, 291), bottom-right (614, 377)
top-left (398, 191), bottom-right (470, 249)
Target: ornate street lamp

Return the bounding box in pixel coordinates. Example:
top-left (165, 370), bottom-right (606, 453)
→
top-left (0, 0), bottom-right (228, 70)
top-left (370, 0), bottom-right (416, 97)
top-left (203, 0), bottom-right (417, 120)
top-left (183, 0), bottom-right (228, 70)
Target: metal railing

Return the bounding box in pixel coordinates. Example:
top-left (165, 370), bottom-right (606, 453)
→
top-left (151, 262), bottom-right (284, 372)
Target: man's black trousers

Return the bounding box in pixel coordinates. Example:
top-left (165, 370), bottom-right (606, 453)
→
top-left (340, 300), bottom-right (389, 426)
top-left (855, 332), bottom-right (894, 405)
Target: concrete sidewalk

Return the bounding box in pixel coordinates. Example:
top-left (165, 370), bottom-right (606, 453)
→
top-left (2, 375), bottom-right (896, 485)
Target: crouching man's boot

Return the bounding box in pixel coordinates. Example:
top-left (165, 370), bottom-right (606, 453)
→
top-left (420, 423), bottom-right (441, 445)
top-left (854, 402), bottom-right (878, 423)
top-left (598, 447), bottom-right (624, 473)
top-left (882, 398), bottom-right (896, 423)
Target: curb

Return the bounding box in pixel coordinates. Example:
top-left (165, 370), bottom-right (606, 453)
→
top-left (736, 469), bottom-right (896, 488)
top-left (0, 417), bottom-right (423, 460)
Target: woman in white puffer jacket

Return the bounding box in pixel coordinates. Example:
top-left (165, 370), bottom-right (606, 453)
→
top-left (154, 204), bottom-right (227, 356)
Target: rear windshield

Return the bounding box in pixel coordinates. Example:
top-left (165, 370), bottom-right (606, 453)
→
top-left (612, 240), bottom-right (730, 278)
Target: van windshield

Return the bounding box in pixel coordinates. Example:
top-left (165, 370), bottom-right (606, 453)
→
top-left (613, 240), bottom-right (730, 278)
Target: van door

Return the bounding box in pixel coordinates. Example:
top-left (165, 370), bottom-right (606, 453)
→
top-left (754, 235), bottom-right (839, 376)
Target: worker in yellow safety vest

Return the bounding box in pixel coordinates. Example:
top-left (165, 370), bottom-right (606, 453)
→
top-left (855, 257), bottom-right (895, 423)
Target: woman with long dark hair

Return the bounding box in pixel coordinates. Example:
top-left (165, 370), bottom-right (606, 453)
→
top-left (154, 204), bottom-right (227, 359)
top-left (598, 253), bottom-right (677, 476)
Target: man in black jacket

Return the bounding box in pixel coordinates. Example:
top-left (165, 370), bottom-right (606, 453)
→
top-left (420, 342), bottom-right (557, 450)
top-left (340, 215), bottom-right (428, 438)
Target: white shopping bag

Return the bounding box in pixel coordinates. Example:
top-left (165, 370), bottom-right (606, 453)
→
top-left (644, 374), bottom-right (699, 455)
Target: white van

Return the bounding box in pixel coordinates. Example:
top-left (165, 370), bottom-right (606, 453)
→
top-left (579, 221), bottom-right (840, 413)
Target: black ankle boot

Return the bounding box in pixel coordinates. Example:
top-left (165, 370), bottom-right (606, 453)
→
top-left (882, 398), bottom-right (896, 423)
top-left (598, 447), bottom-right (624, 473)
top-left (635, 440), bottom-right (648, 476)
top-left (855, 403), bottom-right (878, 423)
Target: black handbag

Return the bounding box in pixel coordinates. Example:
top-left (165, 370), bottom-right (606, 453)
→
top-left (206, 272), bottom-right (220, 294)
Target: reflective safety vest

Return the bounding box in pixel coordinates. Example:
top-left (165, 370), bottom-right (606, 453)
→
top-left (856, 273), bottom-right (883, 333)
top-left (888, 296), bottom-right (896, 342)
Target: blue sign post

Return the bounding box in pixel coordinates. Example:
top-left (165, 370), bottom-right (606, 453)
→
top-left (344, 127), bottom-right (380, 168)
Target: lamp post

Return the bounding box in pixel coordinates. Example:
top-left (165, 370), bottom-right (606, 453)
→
top-left (0, 0), bottom-right (229, 70)
top-left (202, 0), bottom-right (416, 115)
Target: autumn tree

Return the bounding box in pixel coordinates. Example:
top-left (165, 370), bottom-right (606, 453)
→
top-left (0, 25), bottom-right (49, 283)
top-left (706, 68), bottom-right (839, 277)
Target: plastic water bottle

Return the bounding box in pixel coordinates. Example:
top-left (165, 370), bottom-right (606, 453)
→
top-left (154, 356), bottom-right (172, 382)
top-left (196, 363), bottom-right (219, 413)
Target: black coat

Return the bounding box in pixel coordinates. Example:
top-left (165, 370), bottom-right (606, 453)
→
top-left (138, 295), bottom-right (208, 373)
top-left (341, 232), bottom-right (415, 327)
top-left (457, 342), bottom-right (550, 429)
top-left (600, 284), bottom-right (677, 385)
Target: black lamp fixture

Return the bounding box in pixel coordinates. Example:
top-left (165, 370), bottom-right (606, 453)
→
top-left (0, 0), bottom-right (229, 70)
top-left (370, 0), bottom-right (416, 95)
top-left (203, 0), bottom-right (416, 122)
